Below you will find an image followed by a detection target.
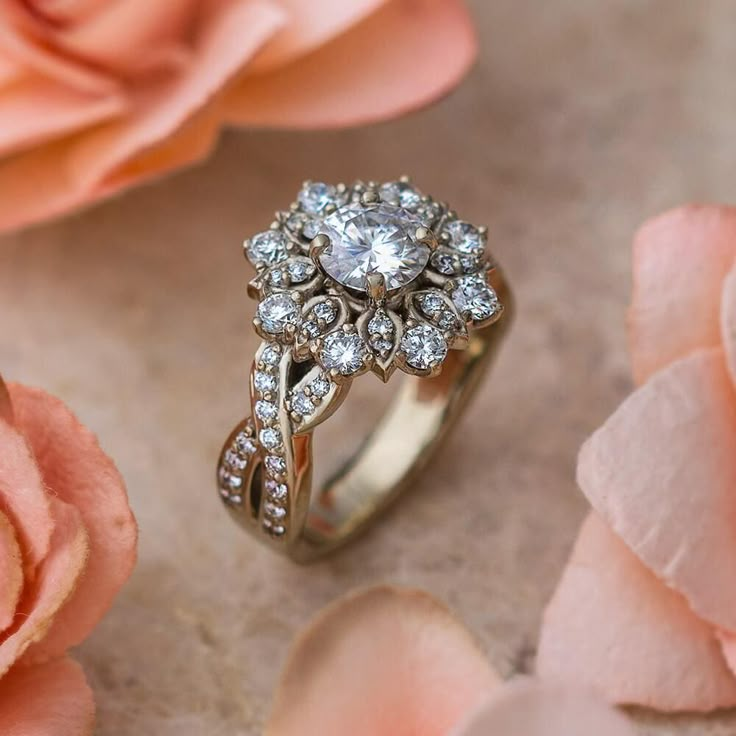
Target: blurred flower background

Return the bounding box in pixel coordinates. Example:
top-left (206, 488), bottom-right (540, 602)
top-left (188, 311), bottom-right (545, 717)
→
top-left (1, 1), bottom-right (736, 735)
top-left (0, 0), bottom-right (475, 232)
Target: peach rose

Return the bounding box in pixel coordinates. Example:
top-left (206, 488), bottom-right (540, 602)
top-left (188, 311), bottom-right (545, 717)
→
top-left (0, 377), bottom-right (137, 733)
top-left (264, 585), bottom-right (636, 736)
top-left (537, 206), bottom-right (736, 711)
top-left (0, 0), bottom-right (477, 233)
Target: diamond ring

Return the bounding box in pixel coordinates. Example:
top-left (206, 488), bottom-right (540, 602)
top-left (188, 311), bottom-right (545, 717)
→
top-left (217, 177), bottom-right (513, 561)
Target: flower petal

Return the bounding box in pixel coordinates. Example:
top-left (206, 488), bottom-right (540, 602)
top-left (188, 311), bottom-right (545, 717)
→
top-left (577, 348), bottom-right (736, 633)
top-left (8, 384), bottom-right (136, 662)
top-left (0, 4), bottom-right (117, 94)
top-left (0, 498), bottom-right (88, 675)
top-left (0, 415), bottom-right (52, 579)
top-left (224, 0), bottom-right (477, 128)
top-left (722, 262), bottom-right (736, 390)
top-left (629, 205), bottom-right (736, 384)
top-left (66, 0), bottom-right (284, 190)
top-left (249, 0), bottom-right (389, 72)
top-left (55, 0), bottom-right (196, 75)
top-left (453, 679), bottom-right (637, 736)
top-left (266, 586), bottom-right (498, 736)
top-left (0, 657), bottom-right (94, 736)
top-left (0, 1), bottom-right (283, 235)
top-left (537, 514), bottom-right (736, 711)
top-left (0, 510), bottom-right (23, 634)
top-left (0, 76), bottom-right (125, 157)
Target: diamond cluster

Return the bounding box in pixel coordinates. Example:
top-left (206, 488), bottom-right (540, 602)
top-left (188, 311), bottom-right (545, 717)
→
top-left (244, 178), bottom-right (504, 383)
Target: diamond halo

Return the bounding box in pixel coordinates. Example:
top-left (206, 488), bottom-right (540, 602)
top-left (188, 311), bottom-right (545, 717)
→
top-left (245, 177), bottom-right (504, 383)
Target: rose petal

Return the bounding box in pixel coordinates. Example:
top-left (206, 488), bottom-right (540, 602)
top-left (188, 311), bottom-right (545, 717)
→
top-left (266, 586), bottom-right (498, 736)
top-left (66, 0), bottom-right (284, 189)
top-left (0, 498), bottom-right (88, 675)
top-left (0, 76), bottom-right (125, 157)
top-left (224, 0), bottom-right (477, 128)
top-left (537, 514), bottom-right (736, 711)
top-left (722, 262), bottom-right (736, 389)
top-left (9, 384), bottom-right (136, 662)
top-left (0, 657), bottom-right (94, 735)
top-left (629, 205), bottom-right (736, 384)
top-left (0, 4), bottom-right (118, 94)
top-left (0, 510), bottom-right (23, 633)
top-left (453, 679), bottom-right (637, 736)
top-left (249, 0), bottom-right (389, 72)
top-left (0, 416), bottom-right (52, 578)
top-left (56, 0), bottom-right (196, 75)
top-left (577, 348), bottom-right (736, 633)
top-left (0, 1), bottom-right (283, 234)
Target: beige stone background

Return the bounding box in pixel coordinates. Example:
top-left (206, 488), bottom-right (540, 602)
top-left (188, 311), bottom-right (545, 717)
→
top-left (1, 1), bottom-right (736, 733)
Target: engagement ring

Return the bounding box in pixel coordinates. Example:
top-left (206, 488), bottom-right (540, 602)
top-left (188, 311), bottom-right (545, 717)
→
top-left (217, 177), bottom-right (512, 561)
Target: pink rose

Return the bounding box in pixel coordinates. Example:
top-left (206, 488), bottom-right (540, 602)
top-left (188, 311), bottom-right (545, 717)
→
top-left (0, 0), bottom-right (477, 233)
top-left (0, 378), bottom-right (137, 733)
top-left (537, 206), bottom-right (736, 711)
top-left (264, 585), bottom-right (636, 736)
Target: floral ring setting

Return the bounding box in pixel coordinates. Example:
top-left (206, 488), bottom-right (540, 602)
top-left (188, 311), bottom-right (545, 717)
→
top-left (217, 177), bottom-right (511, 560)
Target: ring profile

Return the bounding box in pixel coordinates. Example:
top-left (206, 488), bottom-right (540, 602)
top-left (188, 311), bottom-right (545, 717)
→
top-left (217, 177), bottom-right (513, 562)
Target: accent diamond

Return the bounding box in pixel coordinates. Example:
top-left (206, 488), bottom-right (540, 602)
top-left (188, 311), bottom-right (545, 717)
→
top-left (291, 391), bottom-right (315, 416)
top-left (310, 375), bottom-right (330, 398)
top-left (255, 400), bottom-right (277, 422)
top-left (254, 371), bottom-right (277, 394)
top-left (247, 230), bottom-right (289, 267)
top-left (298, 182), bottom-right (341, 214)
top-left (319, 332), bottom-right (368, 375)
top-left (451, 276), bottom-right (501, 322)
top-left (444, 220), bottom-right (484, 254)
top-left (379, 181), bottom-right (422, 211)
top-left (257, 293), bottom-right (300, 334)
top-left (265, 455), bottom-right (286, 475)
top-left (318, 203), bottom-right (429, 292)
top-left (259, 427), bottom-right (282, 450)
top-left (400, 324), bottom-right (447, 370)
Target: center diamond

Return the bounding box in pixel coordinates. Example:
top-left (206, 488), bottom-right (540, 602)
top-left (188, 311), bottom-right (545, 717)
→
top-left (318, 203), bottom-right (429, 292)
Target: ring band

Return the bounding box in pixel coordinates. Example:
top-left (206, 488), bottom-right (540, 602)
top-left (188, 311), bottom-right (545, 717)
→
top-left (217, 178), bottom-right (513, 562)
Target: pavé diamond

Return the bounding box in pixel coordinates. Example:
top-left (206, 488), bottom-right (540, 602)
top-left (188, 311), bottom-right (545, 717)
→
top-left (224, 449), bottom-right (247, 470)
top-left (401, 324), bottom-right (447, 370)
top-left (257, 293), bottom-right (300, 334)
top-left (235, 432), bottom-right (256, 454)
top-left (247, 230), bottom-right (289, 266)
top-left (319, 332), bottom-right (368, 375)
top-left (260, 427), bottom-right (282, 450)
top-left (255, 400), bottom-right (277, 422)
top-left (318, 203), bottom-right (429, 291)
top-left (265, 455), bottom-right (286, 475)
top-left (254, 371), bottom-right (277, 394)
top-left (264, 502), bottom-right (286, 519)
top-left (310, 375), bottom-right (330, 398)
top-left (266, 480), bottom-right (288, 500)
top-left (451, 276), bottom-right (501, 322)
top-left (261, 344), bottom-right (281, 366)
top-left (291, 391), bottom-right (315, 416)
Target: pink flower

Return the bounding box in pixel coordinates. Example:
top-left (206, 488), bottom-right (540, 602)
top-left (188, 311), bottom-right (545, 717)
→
top-left (265, 585), bottom-right (636, 736)
top-left (537, 206), bottom-right (736, 711)
top-left (0, 0), bottom-right (477, 234)
top-left (0, 377), bottom-right (137, 733)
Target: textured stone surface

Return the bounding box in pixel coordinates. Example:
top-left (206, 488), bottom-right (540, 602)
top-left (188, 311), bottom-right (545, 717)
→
top-left (1, 1), bottom-right (735, 734)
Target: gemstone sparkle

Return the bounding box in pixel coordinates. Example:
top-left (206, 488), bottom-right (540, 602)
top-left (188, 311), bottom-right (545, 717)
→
top-left (318, 203), bottom-right (429, 292)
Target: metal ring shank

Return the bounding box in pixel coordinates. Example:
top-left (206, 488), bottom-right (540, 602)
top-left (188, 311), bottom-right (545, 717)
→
top-left (218, 272), bottom-right (512, 563)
